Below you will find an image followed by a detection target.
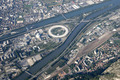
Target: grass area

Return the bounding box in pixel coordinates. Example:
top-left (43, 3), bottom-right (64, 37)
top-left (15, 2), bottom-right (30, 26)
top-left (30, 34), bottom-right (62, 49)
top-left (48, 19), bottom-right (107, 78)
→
top-left (39, 42), bottom-right (59, 50)
top-left (64, 68), bottom-right (69, 73)
top-left (113, 32), bottom-right (120, 38)
top-left (46, 59), bottom-right (67, 74)
top-left (39, 0), bottom-right (56, 3)
top-left (69, 64), bottom-right (76, 69)
top-left (39, 0), bottom-right (62, 7)
top-left (17, 18), bottom-right (24, 21)
top-left (51, 27), bottom-right (66, 35)
top-left (103, 73), bottom-right (116, 79)
top-left (24, 4), bottom-right (32, 9)
top-left (114, 40), bottom-right (120, 47)
top-left (23, 4), bottom-right (32, 13)
top-left (63, 0), bottom-right (71, 4)
top-left (114, 40), bottom-right (120, 43)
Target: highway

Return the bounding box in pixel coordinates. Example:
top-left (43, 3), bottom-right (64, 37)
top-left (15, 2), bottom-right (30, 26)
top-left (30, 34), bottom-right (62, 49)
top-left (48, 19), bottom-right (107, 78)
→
top-left (44, 28), bottom-right (120, 80)
top-left (3, 0), bottom-right (118, 80)
top-left (0, 0), bottom-right (120, 42)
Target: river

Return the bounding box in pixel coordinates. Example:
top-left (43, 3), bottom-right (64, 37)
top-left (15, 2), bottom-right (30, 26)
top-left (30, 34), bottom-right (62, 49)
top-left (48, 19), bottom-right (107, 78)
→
top-left (2, 0), bottom-right (119, 79)
top-left (0, 0), bottom-right (119, 42)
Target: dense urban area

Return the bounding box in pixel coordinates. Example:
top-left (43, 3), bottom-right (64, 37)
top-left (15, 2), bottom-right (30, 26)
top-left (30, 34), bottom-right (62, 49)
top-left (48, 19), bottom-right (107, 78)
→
top-left (0, 0), bottom-right (120, 80)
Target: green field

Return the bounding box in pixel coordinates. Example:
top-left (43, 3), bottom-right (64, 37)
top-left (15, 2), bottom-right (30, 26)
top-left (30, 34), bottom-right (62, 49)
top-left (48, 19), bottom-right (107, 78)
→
top-left (51, 27), bottom-right (66, 35)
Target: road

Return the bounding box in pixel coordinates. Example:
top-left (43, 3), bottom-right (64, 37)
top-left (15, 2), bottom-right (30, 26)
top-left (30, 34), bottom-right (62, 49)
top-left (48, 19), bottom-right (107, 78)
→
top-left (75, 29), bottom-right (119, 59)
top-left (0, 0), bottom-right (120, 42)
top-left (45, 28), bottom-right (120, 80)
top-left (28, 13), bottom-right (111, 80)
top-left (13, 0), bottom-right (120, 79)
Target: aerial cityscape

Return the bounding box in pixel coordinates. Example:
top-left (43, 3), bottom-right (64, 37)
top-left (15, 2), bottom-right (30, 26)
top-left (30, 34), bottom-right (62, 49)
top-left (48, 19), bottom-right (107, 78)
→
top-left (0, 0), bottom-right (120, 80)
